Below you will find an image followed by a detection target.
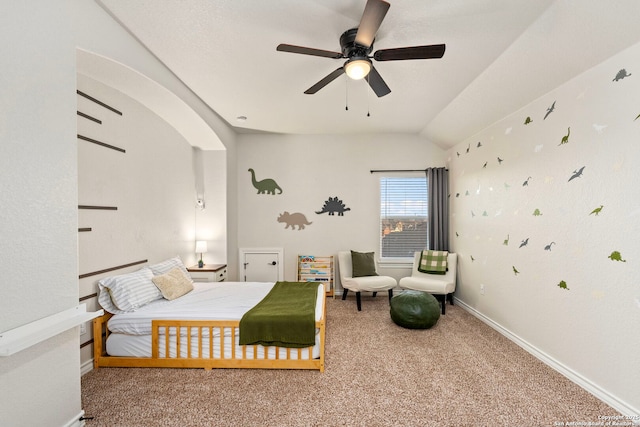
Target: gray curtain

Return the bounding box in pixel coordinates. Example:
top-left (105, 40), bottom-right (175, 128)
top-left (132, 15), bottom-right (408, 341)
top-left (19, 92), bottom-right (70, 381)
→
top-left (426, 167), bottom-right (449, 251)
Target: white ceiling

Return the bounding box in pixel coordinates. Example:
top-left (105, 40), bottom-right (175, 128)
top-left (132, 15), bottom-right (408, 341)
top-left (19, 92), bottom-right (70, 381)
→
top-left (96, 0), bottom-right (640, 149)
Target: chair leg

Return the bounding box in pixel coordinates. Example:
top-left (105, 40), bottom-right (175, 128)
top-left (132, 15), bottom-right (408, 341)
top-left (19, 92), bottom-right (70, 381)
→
top-left (356, 292), bottom-right (362, 311)
top-left (372, 291), bottom-right (377, 298)
top-left (441, 296), bottom-right (446, 315)
top-left (449, 293), bottom-right (454, 305)
top-left (342, 289), bottom-right (349, 300)
top-left (388, 289), bottom-right (393, 301)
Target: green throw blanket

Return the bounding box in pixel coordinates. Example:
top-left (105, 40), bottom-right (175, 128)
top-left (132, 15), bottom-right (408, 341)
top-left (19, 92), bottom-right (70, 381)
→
top-left (418, 250), bottom-right (449, 274)
top-left (239, 281), bottom-right (319, 348)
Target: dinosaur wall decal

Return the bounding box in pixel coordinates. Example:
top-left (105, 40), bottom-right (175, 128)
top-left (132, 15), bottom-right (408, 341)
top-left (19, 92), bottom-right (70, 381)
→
top-left (316, 197), bottom-right (351, 216)
top-left (559, 127), bottom-right (571, 145)
top-left (608, 251), bottom-right (626, 262)
top-left (589, 205), bottom-right (604, 216)
top-left (543, 101), bottom-right (556, 120)
top-left (612, 69), bottom-right (632, 82)
top-left (568, 166), bottom-right (585, 182)
top-left (248, 168), bottom-right (283, 195)
top-left (277, 211), bottom-right (312, 230)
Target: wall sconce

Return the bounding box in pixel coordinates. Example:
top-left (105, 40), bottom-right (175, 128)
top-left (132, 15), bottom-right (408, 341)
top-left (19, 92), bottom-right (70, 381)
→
top-left (195, 240), bottom-right (208, 268)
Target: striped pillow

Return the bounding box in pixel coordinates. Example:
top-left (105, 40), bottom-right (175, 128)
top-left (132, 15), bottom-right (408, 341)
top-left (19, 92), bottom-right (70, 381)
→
top-left (98, 267), bottom-right (162, 313)
top-left (149, 256), bottom-right (193, 283)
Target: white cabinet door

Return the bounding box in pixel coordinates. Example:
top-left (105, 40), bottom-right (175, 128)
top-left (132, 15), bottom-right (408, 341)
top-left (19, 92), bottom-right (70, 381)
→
top-left (240, 248), bottom-right (283, 282)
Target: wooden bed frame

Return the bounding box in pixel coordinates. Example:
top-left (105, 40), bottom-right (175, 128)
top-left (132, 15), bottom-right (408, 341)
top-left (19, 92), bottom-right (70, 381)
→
top-left (93, 294), bottom-right (326, 372)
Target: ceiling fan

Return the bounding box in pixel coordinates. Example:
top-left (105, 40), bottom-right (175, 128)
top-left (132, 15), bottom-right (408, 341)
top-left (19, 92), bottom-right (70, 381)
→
top-left (276, 0), bottom-right (445, 97)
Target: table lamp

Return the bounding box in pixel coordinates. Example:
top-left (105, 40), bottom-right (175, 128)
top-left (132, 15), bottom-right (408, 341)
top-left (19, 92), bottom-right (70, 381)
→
top-left (195, 240), bottom-right (208, 268)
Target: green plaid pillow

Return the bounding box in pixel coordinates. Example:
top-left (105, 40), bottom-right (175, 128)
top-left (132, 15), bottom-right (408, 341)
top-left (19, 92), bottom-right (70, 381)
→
top-left (417, 250), bottom-right (448, 275)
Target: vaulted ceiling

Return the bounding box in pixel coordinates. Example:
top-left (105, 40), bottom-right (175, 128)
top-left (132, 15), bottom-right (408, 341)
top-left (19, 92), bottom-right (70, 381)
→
top-left (97, 0), bottom-right (640, 149)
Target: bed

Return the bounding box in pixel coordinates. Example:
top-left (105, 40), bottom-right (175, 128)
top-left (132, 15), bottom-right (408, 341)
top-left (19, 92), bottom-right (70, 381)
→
top-left (93, 258), bottom-right (326, 372)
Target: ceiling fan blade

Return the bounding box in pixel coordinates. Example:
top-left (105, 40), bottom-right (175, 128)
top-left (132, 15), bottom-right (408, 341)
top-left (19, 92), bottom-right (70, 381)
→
top-left (277, 44), bottom-right (343, 59)
top-left (304, 67), bottom-right (345, 94)
top-left (355, 0), bottom-right (390, 48)
top-left (373, 44), bottom-right (446, 61)
top-left (367, 66), bottom-right (391, 97)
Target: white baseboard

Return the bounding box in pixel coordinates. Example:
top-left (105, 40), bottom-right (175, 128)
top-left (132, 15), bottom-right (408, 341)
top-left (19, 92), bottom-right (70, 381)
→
top-left (80, 358), bottom-right (94, 376)
top-left (454, 297), bottom-right (639, 421)
top-left (63, 410), bottom-right (85, 427)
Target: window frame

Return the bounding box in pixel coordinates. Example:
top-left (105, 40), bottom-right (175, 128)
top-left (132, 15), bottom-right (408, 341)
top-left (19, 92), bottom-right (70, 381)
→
top-left (378, 173), bottom-right (429, 263)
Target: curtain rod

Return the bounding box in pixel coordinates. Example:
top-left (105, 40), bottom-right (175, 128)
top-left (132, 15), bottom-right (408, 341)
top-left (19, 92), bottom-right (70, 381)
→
top-left (370, 168), bottom-right (448, 174)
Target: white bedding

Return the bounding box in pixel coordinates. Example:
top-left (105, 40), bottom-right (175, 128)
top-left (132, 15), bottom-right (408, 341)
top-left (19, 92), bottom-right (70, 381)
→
top-left (105, 281), bottom-right (324, 359)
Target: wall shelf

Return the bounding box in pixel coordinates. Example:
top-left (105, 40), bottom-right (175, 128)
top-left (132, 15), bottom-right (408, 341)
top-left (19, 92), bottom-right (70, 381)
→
top-left (0, 304), bottom-right (103, 357)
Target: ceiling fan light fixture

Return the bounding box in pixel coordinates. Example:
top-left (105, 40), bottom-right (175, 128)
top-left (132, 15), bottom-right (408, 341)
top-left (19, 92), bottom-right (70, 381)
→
top-left (345, 58), bottom-right (371, 80)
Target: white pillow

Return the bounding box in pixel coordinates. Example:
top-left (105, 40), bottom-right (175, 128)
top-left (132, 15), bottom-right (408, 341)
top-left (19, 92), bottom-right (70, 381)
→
top-left (152, 267), bottom-right (194, 300)
top-left (98, 267), bottom-right (162, 313)
top-left (149, 256), bottom-right (193, 283)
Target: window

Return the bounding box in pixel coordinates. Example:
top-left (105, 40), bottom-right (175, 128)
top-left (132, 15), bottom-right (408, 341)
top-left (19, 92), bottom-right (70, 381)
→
top-left (379, 176), bottom-right (428, 259)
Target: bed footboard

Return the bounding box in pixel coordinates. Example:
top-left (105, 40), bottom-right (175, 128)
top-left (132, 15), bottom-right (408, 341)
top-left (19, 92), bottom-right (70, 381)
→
top-left (93, 296), bottom-right (325, 372)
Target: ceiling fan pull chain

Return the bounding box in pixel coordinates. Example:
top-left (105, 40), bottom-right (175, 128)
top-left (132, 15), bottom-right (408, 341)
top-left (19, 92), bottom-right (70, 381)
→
top-left (366, 74), bottom-right (371, 117)
top-left (345, 76), bottom-right (349, 111)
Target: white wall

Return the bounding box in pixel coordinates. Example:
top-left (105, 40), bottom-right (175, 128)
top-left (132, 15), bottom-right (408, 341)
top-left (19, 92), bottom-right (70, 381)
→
top-left (448, 41), bottom-right (640, 414)
top-left (1, 1), bottom-right (235, 425)
top-left (76, 75), bottom-right (227, 368)
top-left (236, 133), bottom-right (447, 285)
top-left (0, 3), bottom-right (82, 426)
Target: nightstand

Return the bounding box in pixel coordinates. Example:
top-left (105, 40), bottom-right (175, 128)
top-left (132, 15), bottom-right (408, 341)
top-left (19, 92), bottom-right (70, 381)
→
top-left (187, 264), bottom-right (227, 282)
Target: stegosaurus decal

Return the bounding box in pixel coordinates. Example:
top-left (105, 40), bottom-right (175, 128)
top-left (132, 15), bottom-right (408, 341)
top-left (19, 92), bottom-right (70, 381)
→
top-left (316, 197), bottom-right (351, 216)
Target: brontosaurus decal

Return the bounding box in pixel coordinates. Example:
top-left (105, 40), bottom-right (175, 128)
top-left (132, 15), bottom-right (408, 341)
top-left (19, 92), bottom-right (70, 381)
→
top-left (248, 168), bottom-right (282, 195)
top-left (524, 116), bottom-right (533, 125)
top-left (544, 242), bottom-right (555, 251)
top-left (277, 212), bottom-right (312, 230)
top-left (559, 127), bottom-right (570, 145)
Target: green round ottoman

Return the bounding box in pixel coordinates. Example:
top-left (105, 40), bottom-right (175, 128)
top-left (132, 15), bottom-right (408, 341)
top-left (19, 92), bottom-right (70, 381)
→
top-left (390, 290), bottom-right (441, 329)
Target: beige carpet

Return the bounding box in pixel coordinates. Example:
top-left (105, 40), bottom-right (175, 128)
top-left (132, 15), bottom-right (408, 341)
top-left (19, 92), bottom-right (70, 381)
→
top-left (81, 295), bottom-right (617, 426)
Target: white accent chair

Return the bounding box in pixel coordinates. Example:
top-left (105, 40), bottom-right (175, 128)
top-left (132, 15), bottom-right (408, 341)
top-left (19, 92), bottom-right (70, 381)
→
top-left (399, 252), bottom-right (457, 314)
top-left (337, 251), bottom-right (397, 311)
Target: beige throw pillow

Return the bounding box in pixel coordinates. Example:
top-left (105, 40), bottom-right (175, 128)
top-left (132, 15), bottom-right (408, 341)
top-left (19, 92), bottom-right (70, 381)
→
top-left (152, 267), bottom-right (194, 300)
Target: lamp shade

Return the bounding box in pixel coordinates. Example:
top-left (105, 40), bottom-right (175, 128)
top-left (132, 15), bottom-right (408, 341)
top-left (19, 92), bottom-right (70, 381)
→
top-left (195, 241), bottom-right (208, 254)
top-left (344, 58), bottom-right (371, 80)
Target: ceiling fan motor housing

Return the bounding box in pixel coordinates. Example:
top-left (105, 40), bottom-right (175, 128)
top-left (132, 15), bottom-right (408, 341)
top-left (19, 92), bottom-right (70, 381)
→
top-left (340, 28), bottom-right (373, 58)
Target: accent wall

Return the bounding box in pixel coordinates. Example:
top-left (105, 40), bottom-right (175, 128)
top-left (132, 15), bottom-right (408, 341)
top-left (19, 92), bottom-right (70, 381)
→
top-left (448, 40), bottom-right (640, 414)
